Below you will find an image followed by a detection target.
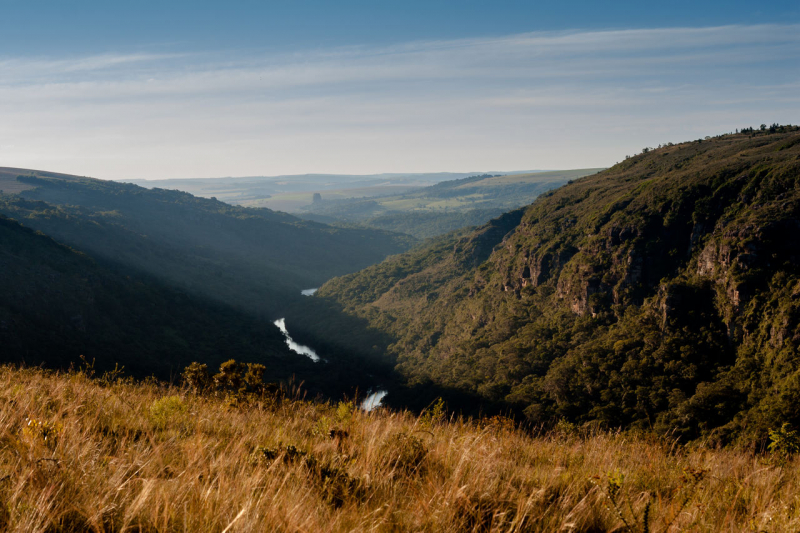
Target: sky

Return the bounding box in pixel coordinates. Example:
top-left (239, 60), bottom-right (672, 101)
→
top-left (1, 1), bottom-right (799, 180)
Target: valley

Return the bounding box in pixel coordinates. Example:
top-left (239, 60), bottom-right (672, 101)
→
top-left (2, 130), bottom-right (800, 531)
top-left (3, 4), bottom-right (798, 530)
top-left (3, 128), bottom-right (800, 436)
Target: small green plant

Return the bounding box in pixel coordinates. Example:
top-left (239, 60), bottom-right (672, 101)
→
top-left (313, 400), bottom-right (355, 437)
top-left (335, 401), bottom-right (355, 425)
top-left (553, 419), bottom-right (578, 440)
top-left (98, 363), bottom-right (126, 387)
top-left (419, 397), bottom-right (445, 428)
top-left (77, 354), bottom-right (95, 378)
top-left (768, 423), bottom-right (800, 462)
top-left (149, 395), bottom-right (187, 430)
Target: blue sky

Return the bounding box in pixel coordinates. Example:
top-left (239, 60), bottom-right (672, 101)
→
top-left (1, 1), bottom-right (799, 179)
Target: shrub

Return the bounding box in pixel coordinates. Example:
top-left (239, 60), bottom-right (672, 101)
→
top-left (213, 360), bottom-right (244, 392)
top-left (149, 396), bottom-right (187, 430)
top-left (185, 360), bottom-right (281, 400)
top-left (768, 423), bottom-right (800, 461)
top-left (335, 401), bottom-right (355, 425)
top-left (243, 363), bottom-right (267, 393)
top-left (182, 362), bottom-right (211, 393)
top-left (419, 397), bottom-right (445, 428)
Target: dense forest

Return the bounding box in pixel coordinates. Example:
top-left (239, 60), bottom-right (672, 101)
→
top-left (318, 126), bottom-right (800, 443)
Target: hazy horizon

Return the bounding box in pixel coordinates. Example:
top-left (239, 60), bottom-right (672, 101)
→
top-left (1, 2), bottom-right (798, 181)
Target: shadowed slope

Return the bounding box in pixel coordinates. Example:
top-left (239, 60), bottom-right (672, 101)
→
top-left (0, 170), bottom-right (414, 317)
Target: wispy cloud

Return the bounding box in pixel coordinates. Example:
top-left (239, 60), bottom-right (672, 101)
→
top-left (0, 25), bottom-right (798, 179)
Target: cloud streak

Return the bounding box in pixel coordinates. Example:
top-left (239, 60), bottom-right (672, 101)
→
top-left (0, 25), bottom-right (798, 179)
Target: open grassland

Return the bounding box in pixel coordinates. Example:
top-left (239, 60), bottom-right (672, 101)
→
top-left (240, 185), bottom-right (424, 211)
top-left (454, 169), bottom-right (604, 189)
top-left (2, 365), bottom-right (798, 532)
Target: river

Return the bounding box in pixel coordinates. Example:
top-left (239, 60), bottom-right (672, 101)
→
top-left (360, 390), bottom-right (388, 412)
top-left (273, 318), bottom-right (321, 362)
top-left (272, 288), bottom-right (388, 411)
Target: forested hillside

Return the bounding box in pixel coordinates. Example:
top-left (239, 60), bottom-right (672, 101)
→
top-left (0, 213), bottom-right (391, 397)
top-left (0, 214), bottom-right (288, 374)
top-left (319, 126), bottom-right (800, 442)
top-left (0, 171), bottom-right (413, 317)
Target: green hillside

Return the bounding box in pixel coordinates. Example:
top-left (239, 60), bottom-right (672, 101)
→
top-left (299, 169), bottom-right (602, 238)
top-left (0, 214), bottom-right (288, 376)
top-left (318, 126), bottom-right (800, 442)
top-left (0, 213), bottom-right (394, 397)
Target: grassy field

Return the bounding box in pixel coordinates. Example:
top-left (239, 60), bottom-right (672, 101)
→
top-left (2, 364), bottom-right (798, 532)
top-left (240, 185), bottom-right (426, 212)
top-left (454, 169), bottom-right (604, 189)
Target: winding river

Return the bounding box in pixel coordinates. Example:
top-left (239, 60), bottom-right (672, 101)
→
top-left (273, 318), bottom-right (321, 362)
top-left (272, 288), bottom-right (388, 411)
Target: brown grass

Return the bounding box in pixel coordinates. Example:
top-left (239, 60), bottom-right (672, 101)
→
top-left (0, 366), bottom-right (798, 532)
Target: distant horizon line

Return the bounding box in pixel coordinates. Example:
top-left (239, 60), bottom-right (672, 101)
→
top-left (118, 168), bottom-right (609, 182)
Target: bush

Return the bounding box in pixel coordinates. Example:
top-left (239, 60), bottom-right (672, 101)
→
top-left (183, 360), bottom-right (282, 401)
top-left (150, 396), bottom-right (187, 430)
top-left (768, 423), bottom-right (800, 461)
top-left (182, 362), bottom-right (211, 393)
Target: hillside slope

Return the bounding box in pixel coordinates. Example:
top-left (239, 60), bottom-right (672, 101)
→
top-left (319, 127), bottom-right (800, 441)
top-left (3, 366), bottom-right (798, 532)
top-left (0, 171), bottom-right (413, 316)
top-left (0, 214), bottom-right (288, 376)
top-left (0, 214), bottom-right (388, 397)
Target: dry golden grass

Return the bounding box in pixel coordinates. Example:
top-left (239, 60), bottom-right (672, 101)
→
top-left (1, 365), bottom-right (798, 532)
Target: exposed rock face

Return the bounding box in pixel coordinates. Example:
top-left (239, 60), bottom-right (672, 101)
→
top-left (696, 219), bottom-right (800, 329)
